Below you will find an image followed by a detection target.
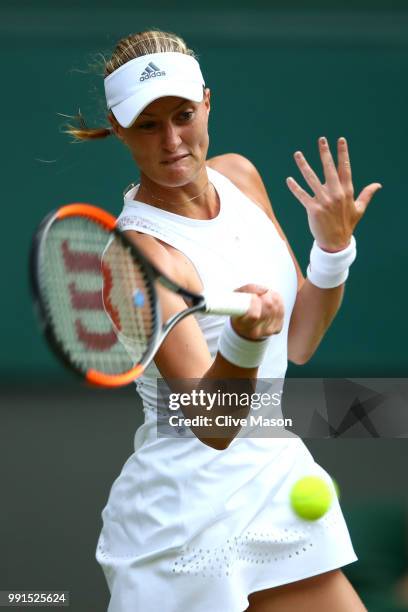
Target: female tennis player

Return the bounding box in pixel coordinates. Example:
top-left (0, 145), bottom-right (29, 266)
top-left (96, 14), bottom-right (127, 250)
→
top-left (66, 29), bottom-right (381, 611)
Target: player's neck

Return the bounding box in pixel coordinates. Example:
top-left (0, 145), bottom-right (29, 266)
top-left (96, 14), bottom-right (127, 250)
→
top-left (136, 171), bottom-right (219, 220)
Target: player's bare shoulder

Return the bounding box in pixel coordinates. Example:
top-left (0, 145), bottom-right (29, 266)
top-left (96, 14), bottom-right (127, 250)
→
top-left (206, 153), bottom-right (272, 219)
top-left (206, 153), bottom-right (254, 182)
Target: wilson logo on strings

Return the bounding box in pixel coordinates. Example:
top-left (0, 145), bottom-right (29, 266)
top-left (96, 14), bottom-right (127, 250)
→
top-left (61, 239), bottom-right (118, 351)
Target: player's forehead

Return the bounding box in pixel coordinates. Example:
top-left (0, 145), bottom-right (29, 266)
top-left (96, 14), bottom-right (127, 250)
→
top-left (139, 96), bottom-right (196, 117)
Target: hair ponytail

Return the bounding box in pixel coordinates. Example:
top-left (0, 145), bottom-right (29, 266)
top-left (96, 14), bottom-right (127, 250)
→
top-left (61, 110), bottom-right (113, 142)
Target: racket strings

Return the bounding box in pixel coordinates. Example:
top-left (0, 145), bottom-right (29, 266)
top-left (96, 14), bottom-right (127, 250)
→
top-left (102, 238), bottom-right (157, 364)
top-left (39, 217), bottom-right (157, 375)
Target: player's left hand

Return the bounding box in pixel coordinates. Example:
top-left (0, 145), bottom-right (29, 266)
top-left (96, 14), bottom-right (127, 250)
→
top-left (286, 136), bottom-right (382, 252)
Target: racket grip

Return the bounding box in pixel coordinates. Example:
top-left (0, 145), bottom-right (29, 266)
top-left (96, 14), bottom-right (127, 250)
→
top-left (203, 291), bottom-right (252, 316)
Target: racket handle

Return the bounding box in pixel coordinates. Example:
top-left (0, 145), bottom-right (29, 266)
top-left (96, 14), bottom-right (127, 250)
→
top-left (203, 291), bottom-right (253, 316)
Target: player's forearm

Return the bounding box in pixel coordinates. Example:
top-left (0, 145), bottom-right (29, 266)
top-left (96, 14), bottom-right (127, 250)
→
top-left (173, 287), bottom-right (282, 450)
top-left (206, 351), bottom-right (258, 380)
top-left (287, 279), bottom-right (345, 365)
top-left (175, 353), bottom-right (258, 450)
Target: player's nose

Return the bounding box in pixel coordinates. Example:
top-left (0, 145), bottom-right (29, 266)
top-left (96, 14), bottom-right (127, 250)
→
top-left (161, 122), bottom-right (183, 151)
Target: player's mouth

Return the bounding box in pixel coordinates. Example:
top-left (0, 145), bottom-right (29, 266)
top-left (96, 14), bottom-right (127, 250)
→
top-left (161, 154), bottom-right (190, 165)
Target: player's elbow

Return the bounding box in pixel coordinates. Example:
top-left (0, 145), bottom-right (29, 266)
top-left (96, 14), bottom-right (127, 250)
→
top-left (287, 333), bottom-right (315, 365)
top-left (200, 437), bottom-right (231, 451)
top-left (288, 351), bottom-right (312, 365)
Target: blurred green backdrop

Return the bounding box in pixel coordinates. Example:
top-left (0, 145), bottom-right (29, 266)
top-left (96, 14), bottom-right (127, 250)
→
top-left (1, 4), bottom-right (408, 612)
top-left (1, 0), bottom-right (407, 382)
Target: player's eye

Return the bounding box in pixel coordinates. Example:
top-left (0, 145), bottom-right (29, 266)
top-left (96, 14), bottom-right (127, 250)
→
top-left (180, 111), bottom-right (194, 121)
top-left (138, 122), bottom-right (156, 130)
top-left (138, 111), bottom-right (194, 130)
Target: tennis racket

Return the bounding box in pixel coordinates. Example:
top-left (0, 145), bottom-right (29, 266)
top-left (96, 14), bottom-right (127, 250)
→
top-left (30, 203), bottom-right (252, 388)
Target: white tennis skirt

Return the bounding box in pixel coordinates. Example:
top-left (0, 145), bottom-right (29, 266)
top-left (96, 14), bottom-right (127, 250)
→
top-left (96, 427), bottom-right (357, 612)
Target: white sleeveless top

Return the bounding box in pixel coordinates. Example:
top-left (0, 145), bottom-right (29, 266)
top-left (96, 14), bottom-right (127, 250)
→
top-left (116, 165), bottom-right (298, 440)
top-left (96, 165), bottom-right (357, 612)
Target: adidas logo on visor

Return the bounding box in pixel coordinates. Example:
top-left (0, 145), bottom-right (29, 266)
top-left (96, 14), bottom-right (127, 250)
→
top-left (140, 62), bottom-right (166, 82)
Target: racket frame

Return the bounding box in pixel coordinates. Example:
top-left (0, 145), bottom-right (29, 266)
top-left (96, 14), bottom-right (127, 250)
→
top-left (30, 204), bottom-right (208, 388)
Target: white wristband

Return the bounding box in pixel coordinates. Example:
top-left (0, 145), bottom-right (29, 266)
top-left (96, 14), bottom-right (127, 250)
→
top-left (307, 235), bottom-right (357, 289)
top-left (217, 318), bottom-right (270, 368)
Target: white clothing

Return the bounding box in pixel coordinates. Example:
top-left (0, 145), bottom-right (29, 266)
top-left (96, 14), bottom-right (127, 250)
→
top-left (96, 166), bottom-right (357, 612)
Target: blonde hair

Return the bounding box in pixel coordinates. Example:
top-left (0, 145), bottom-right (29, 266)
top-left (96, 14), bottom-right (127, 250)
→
top-left (64, 29), bottom-right (198, 142)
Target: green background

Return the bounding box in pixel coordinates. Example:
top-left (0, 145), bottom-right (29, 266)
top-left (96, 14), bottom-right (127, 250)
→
top-left (2, 0), bottom-right (407, 381)
top-left (2, 3), bottom-right (408, 611)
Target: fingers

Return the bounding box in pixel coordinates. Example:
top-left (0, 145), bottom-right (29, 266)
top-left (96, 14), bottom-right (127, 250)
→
top-left (292, 150), bottom-right (326, 199)
top-left (288, 137), bottom-right (355, 205)
top-left (318, 137), bottom-right (342, 191)
top-left (232, 289), bottom-right (284, 340)
top-left (286, 176), bottom-right (314, 208)
top-left (232, 285), bottom-right (268, 335)
top-left (287, 136), bottom-right (381, 242)
top-left (355, 182), bottom-right (383, 216)
top-left (239, 293), bottom-right (263, 326)
top-left (337, 137), bottom-right (353, 193)
top-left (258, 291), bottom-right (284, 336)
top-left (235, 283), bottom-right (269, 296)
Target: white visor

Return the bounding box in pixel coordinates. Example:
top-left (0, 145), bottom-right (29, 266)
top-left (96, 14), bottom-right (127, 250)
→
top-left (104, 52), bottom-right (205, 128)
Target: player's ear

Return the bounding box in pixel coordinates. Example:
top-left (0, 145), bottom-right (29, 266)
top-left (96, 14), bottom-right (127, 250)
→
top-left (203, 88), bottom-right (211, 115)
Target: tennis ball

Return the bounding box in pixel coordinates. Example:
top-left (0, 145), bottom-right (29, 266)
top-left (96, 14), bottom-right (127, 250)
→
top-left (290, 476), bottom-right (333, 521)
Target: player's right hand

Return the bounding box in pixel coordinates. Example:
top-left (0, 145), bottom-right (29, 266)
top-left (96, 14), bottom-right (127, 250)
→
top-left (230, 284), bottom-right (285, 341)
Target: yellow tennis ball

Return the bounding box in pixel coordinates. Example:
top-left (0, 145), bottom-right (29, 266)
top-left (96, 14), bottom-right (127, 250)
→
top-left (290, 476), bottom-right (333, 520)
